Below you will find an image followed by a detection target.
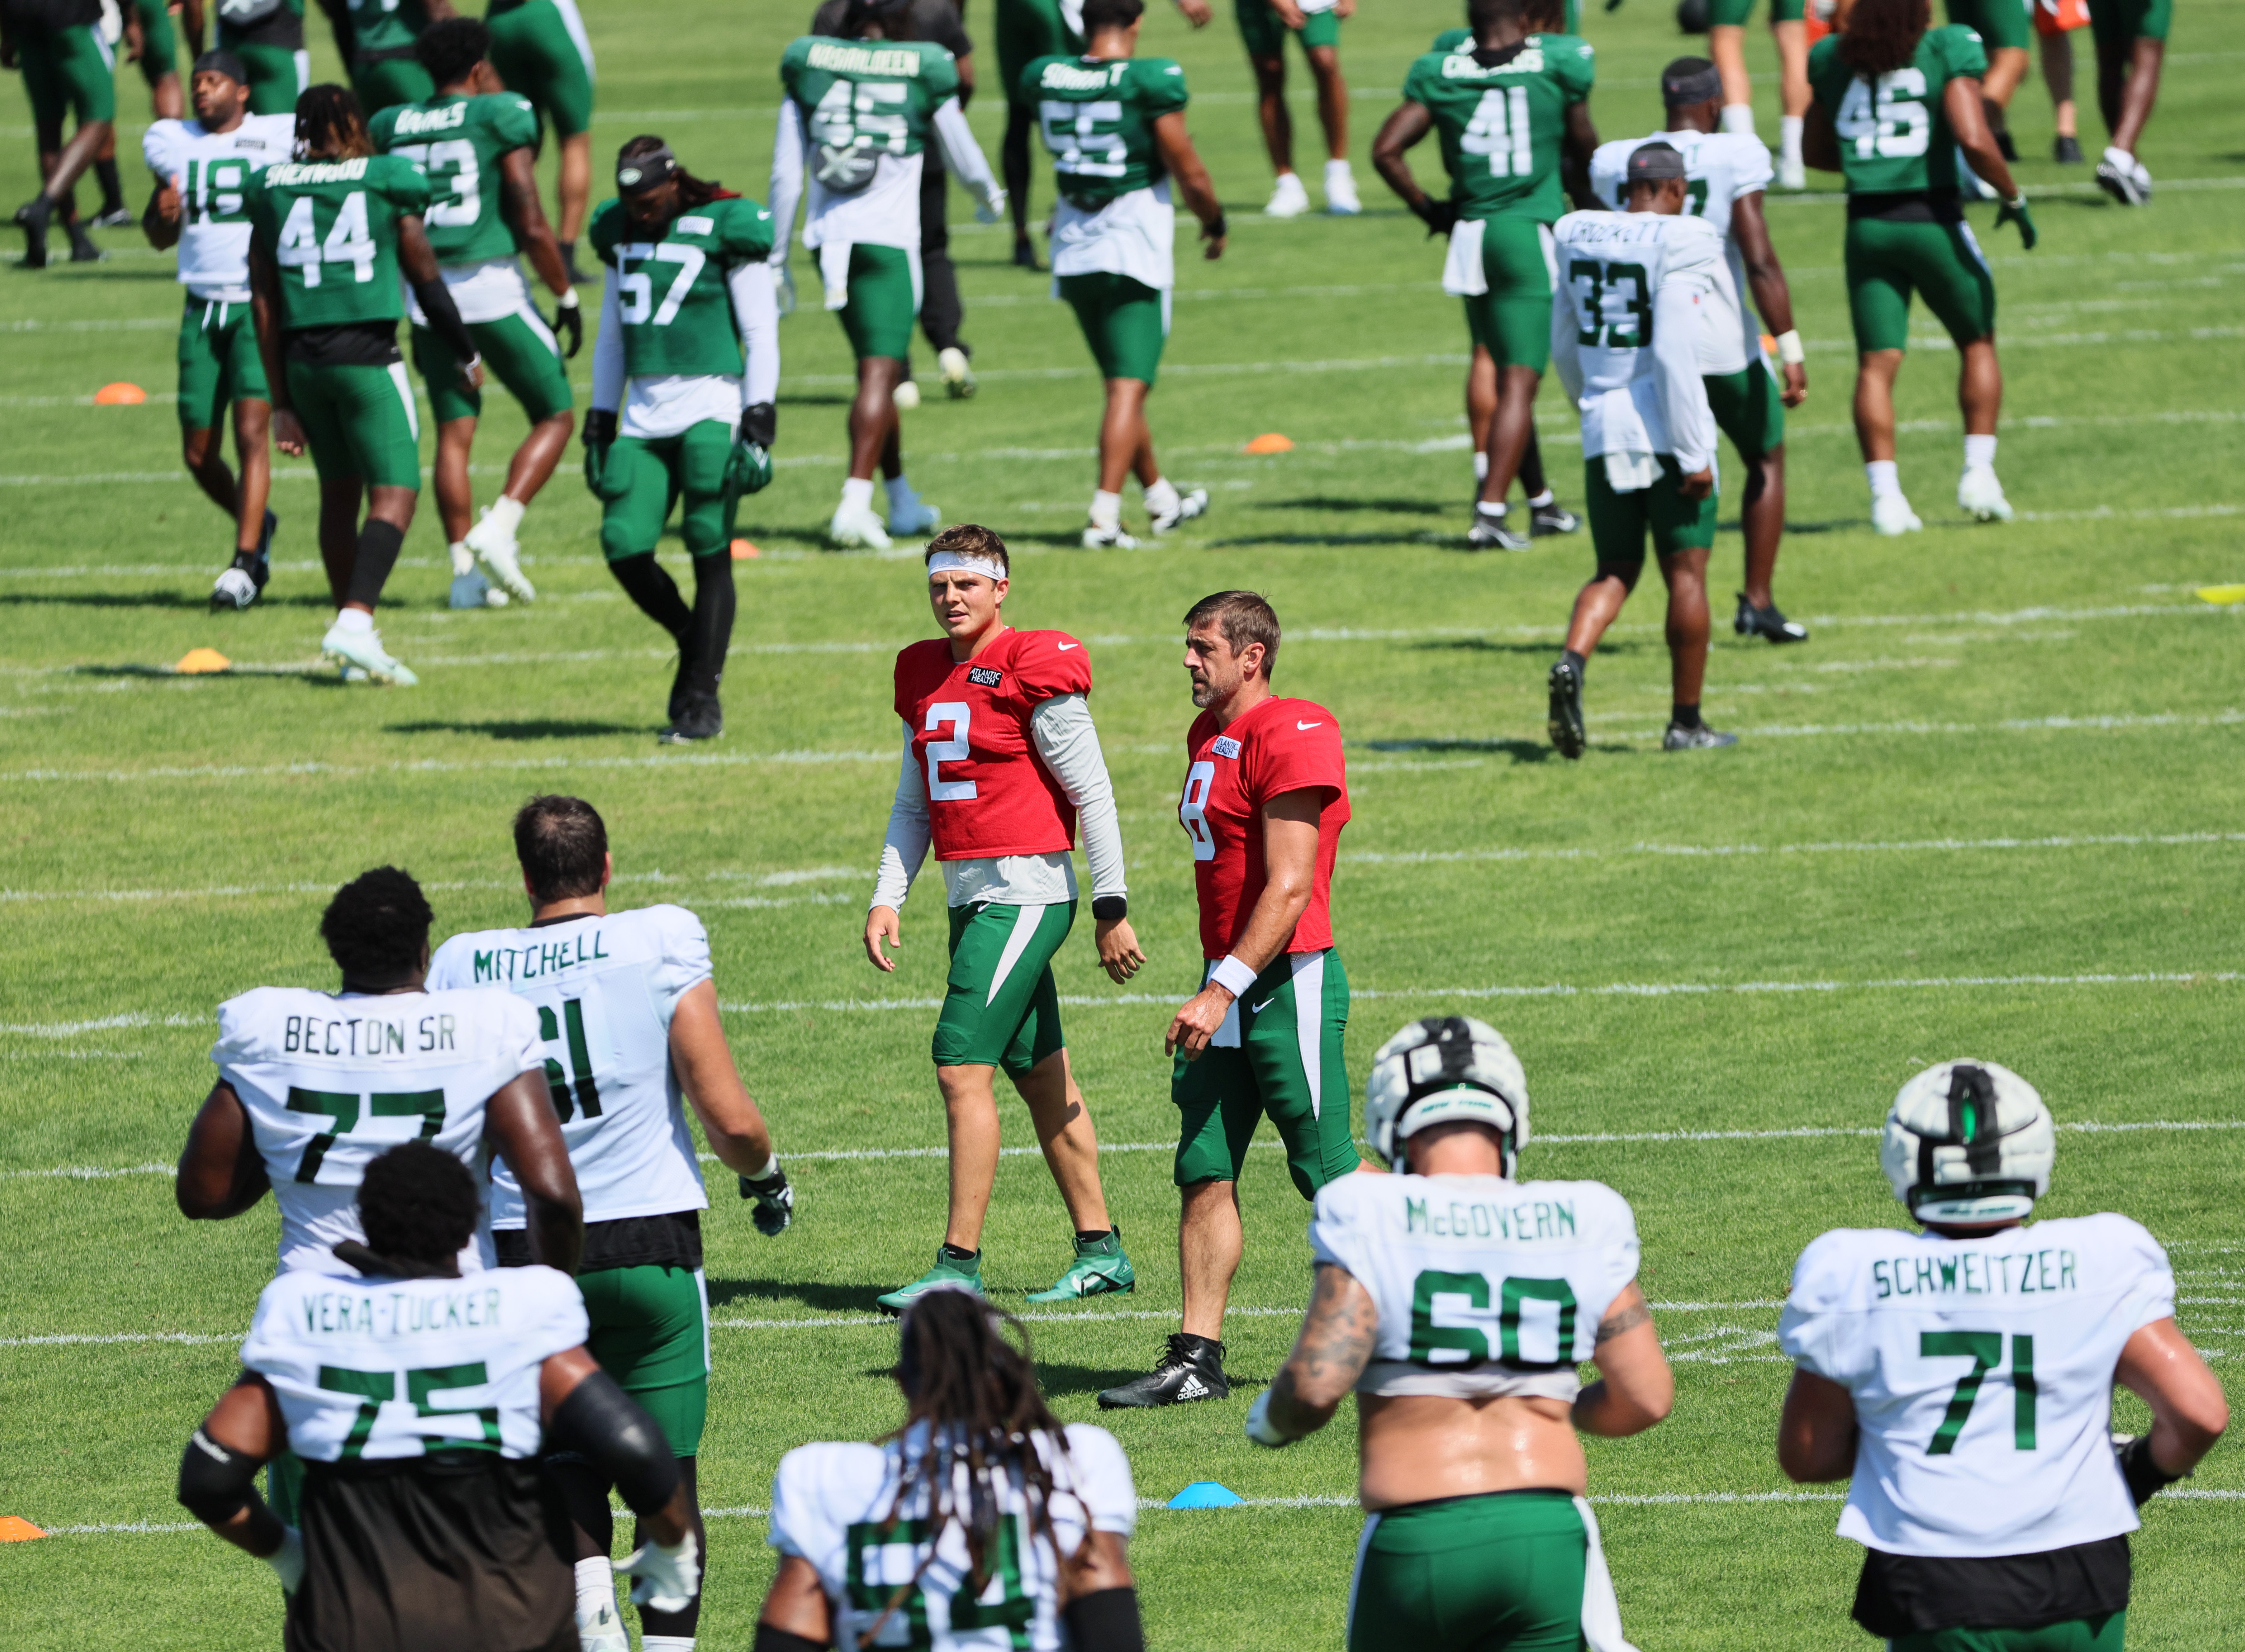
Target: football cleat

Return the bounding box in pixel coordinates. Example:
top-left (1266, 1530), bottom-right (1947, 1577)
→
top-left (1097, 1334), bottom-right (1229, 1409)
top-left (893, 378), bottom-right (921, 411)
top-left (829, 502), bottom-right (893, 551)
top-left (1530, 498), bottom-right (1580, 535)
top-left (1958, 467), bottom-right (2014, 522)
top-left (1263, 171), bottom-right (1311, 218)
top-left (449, 569), bottom-right (494, 609)
top-left (1663, 721), bottom-right (1739, 751)
top-left (66, 221), bottom-right (102, 262)
top-left (466, 508), bottom-right (536, 602)
top-left (320, 620), bottom-right (417, 686)
top-left (1323, 160), bottom-right (1362, 215)
top-left (1871, 493), bottom-right (1923, 536)
top-left (1150, 487), bottom-right (1209, 534)
top-left (1776, 157), bottom-right (1808, 192)
top-left (739, 1166), bottom-right (794, 1236)
top-left (1012, 236), bottom-right (1041, 271)
top-left (938, 346), bottom-right (976, 399)
top-left (1734, 593), bottom-right (1809, 643)
top-left (888, 498), bottom-right (942, 537)
top-left (1995, 128), bottom-right (2019, 163)
top-left (2053, 135), bottom-right (2084, 165)
top-left (14, 196), bottom-right (50, 268)
top-left (90, 204), bottom-right (133, 229)
top-left (658, 693), bottom-right (723, 744)
top-left (876, 1249), bottom-right (985, 1315)
top-left (211, 566), bottom-right (259, 611)
top-left (1467, 505), bottom-right (1531, 551)
top-left (1024, 1228), bottom-right (1135, 1303)
top-left (2096, 150), bottom-right (2150, 205)
top-left (577, 1601), bottom-right (631, 1652)
top-left (1082, 521), bottom-right (1140, 550)
top-left (1547, 658), bottom-right (1586, 760)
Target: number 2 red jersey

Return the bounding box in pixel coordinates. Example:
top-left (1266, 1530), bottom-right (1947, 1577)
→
top-left (1178, 695), bottom-right (1350, 958)
top-left (894, 627), bottom-right (1093, 860)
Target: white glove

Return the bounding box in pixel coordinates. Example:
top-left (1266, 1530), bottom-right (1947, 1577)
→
top-left (1245, 1388), bottom-right (1290, 1448)
top-left (265, 1524), bottom-right (305, 1593)
top-left (772, 260), bottom-right (797, 317)
top-left (975, 187), bottom-right (1009, 226)
top-left (620, 1528), bottom-right (701, 1614)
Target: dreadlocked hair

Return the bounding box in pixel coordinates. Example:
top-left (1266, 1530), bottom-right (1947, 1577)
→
top-left (1839, 0), bottom-right (1930, 79)
top-left (862, 1291), bottom-right (1081, 1650)
top-left (294, 83), bottom-right (374, 160)
top-left (616, 134), bottom-right (739, 211)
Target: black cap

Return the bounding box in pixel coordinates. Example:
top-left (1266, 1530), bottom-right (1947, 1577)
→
top-left (192, 48), bottom-right (250, 87)
top-left (616, 145), bottom-right (677, 194)
top-left (1627, 141), bottom-right (1689, 183)
top-left (1660, 56), bottom-right (1723, 107)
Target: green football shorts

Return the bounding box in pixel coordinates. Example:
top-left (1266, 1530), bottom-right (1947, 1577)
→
top-left (411, 303), bottom-right (572, 426)
top-left (1059, 271), bottom-right (1169, 385)
top-left (1845, 215), bottom-right (1996, 352)
top-left (593, 418), bottom-right (738, 560)
top-left (1461, 216), bottom-right (1555, 373)
top-left (2087, 0), bottom-right (2169, 47)
top-left (1947, 0), bottom-right (2033, 47)
top-left (487, 0), bottom-right (595, 138)
top-left (228, 41), bottom-right (310, 117)
top-left (1704, 356), bottom-right (1784, 461)
top-left (934, 899), bottom-right (1075, 1076)
top-left (839, 243), bottom-right (920, 360)
top-left (351, 51), bottom-right (435, 116)
top-left (16, 22), bottom-right (116, 133)
top-left (1346, 1491), bottom-right (1589, 1652)
top-left (1708, 0), bottom-right (1808, 23)
top-left (1585, 455), bottom-right (1718, 566)
top-left (285, 358), bottom-right (423, 489)
top-left (998, 0), bottom-right (1079, 107)
top-left (133, 0), bottom-right (178, 85)
top-left (1171, 949), bottom-right (1357, 1199)
top-left (177, 297), bottom-right (271, 432)
top-left (577, 1263), bottom-right (710, 1457)
top-left (1891, 1617), bottom-right (2126, 1652)
top-left (1237, 0), bottom-right (1342, 57)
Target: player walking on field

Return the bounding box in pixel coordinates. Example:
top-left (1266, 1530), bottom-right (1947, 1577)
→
top-left (2083, 0), bottom-right (2166, 204)
top-left (1373, 0), bottom-right (1600, 550)
top-left (1235, 0), bottom-right (1358, 216)
top-left (372, 18), bottom-right (577, 612)
top-left (215, 0), bottom-right (311, 117)
top-left (1591, 57), bottom-right (1812, 644)
top-left (176, 1143), bottom-right (698, 1652)
top-left (1777, 1060), bottom-right (2229, 1650)
top-left (484, 0), bottom-right (599, 277)
top-left (865, 525), bottom-right (1141, 1314)
top-left (768, 7), bottom-right (1005, 550)
top-left (755, 1290), bottom-right (1146, 1652)
top-left (429, 795), bottom-right (792, 1652)
top-left (996, 0), bottom-right (1082, 269)
top-left (1027, 0), bottom-right (1223, 549)
top-left (1804, 0), bottom-right (2034, 534)
top-left (1704, 0), bottom-right (1818, 190)
top-left (5, 0), bottom-right (116, 266)
top-left (584, 136), bottom-right (779, 745)
top-left (1246, 1017), bottom-right (1674, 1652)
top-left (142, 50), bottom-right (292, 612)
top-left (1098, 591), bottom-right (1364, 1409)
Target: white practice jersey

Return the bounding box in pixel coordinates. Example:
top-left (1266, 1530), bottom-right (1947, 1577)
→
top-left (210, 985), bottom-right (545, 1274)
top-left (240, 1261), bottom-right (587, 1464)
top-left (428, 906), bottom-right (712, 1230)
top-left (1589, 130), bottom-right (1772, 374)
top-left (1311, 1171), bottom-right (1641, 1401)
top-left (1779, 1214), bottom-right (2176, 1558)
top-left (771, 1423), bottom-right (1137, 1652)
top-left (1551, 210), bottom-right (1722, 477)
top-left (143, 114), bottom-right (299, 301)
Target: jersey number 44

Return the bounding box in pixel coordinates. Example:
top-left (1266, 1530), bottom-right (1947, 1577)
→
top-left (277, 192), bottom-right (378, 286)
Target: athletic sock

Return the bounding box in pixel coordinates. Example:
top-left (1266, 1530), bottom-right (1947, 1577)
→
top-left (608, 551), bottom-right (691, 640)
top-left (1780, 115), bottom-right (1804, 170)
top-left (575, 1556), bottom-right (618, 1625)
top-left (1865, 459), bottom-right (1902, 501)
top-left (1672, 701), bottom-right (1703, 729)
top-left (484, 494), bottom-right (527, 538)
top-left (1144, 476), bottom-right (1180, 520)
top-left (342, 519), bottom-right (405, 609)
top-left (685, 553), bottom-right (736, 694)
top-left (449, 541), bottom-right (475, 577)
top-left (939, 1243), bottom-right (980, 1263)
top-left (1526, 488), bottom-right (1555, 508)
top-left (1562, 648), bottom-right (1587, 678)
top-left (1721, 103), bottom-right (1757, 136)
top-left (231, 548), bottom-right (262, 572)
top-left (1473, 451), bottom-right (1490, 484)
top-left (2103, 144), bottom-right (2134, 168)
top-left (642, 1639), bottom-right (696, 1652)
top-left (841, 475), bottom-right (876, 514)
top-left (1475, 499), bottom-right (1507, 519)
top-left (1963, 434), bottom-right (1998, 471)
top-left (333, 607), bottom-right (374, 634)
top-left (747, 1153), bottom-right (780, 1182)
top-left (93, 157), bottom-right (122, 215)
top-left (1090, 489), bottom-right (1123, 531)
top-left (884, 473), bottom-right (920, 516)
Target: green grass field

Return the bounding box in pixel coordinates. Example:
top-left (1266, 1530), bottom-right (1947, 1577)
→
top-left (1, 0), bottom-right (2241, 1645)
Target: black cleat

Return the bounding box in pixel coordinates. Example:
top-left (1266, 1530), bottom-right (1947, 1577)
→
top-left (1547, 658), bottom-right (1586, 759)
top-left (1097, 1333), bottom-right (1230, 1409)
top-left (2053, 134), bottom-right (2084, 165)
top-left (66, 221), bottom-right (102, 262)
top-left (1663, 721), bottom-right (1739, 751)
top-left (1011, 237), bottom-right (1041, 272)
top-left (739, 1165), bottom-right (793, 1235)
top-left (1734, 592), bottom-right (1808, 643)
top-left (659, 692), bottom-right (723, 744)
top-left (1530, 498), bottom-right (1581, 535)
top-left (1995, 128), bottom-right (2019, 163)
top-left (14, 197), bottom-right (52, 268)
top-left (1466, 504), bottom-right (1531, 551)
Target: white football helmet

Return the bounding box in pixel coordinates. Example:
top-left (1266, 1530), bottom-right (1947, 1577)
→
top-left (1364, 1016), bottom-right (1529, 1173)
top-left (1882, 1059), bottom-right (2055, 1224)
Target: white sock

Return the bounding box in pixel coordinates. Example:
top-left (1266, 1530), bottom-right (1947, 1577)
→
top-left (1473, 451), bottom-right (1490, 483)
top-left (2103, 144), bottom-right (2134, 167)
top-left (748, 1152), bottom-right (779, 1181)
top-left (1865, 459), bottom-right (1902, 501)
top-left (485, 494), bottom-right (526, 537)
top-left (573, 1556), bottom-right (615, 1624)
top-left (1475, 498), bottom-right (1507, 518)
top-left (641, 1639), bottom-right (696, 1652)
top-left (1144, 476), bottom-right (1180, 520)
top-left (1779, 115), bottom-right (1804, 168)
top-left (1526, 488), bottom-right (1554, 508)
top-left (1963, 434), bottom-right (1998, 471)
top-left (449, 541), bottom-right (474, 577)
top-left (841, 476), bottom-right (876, 513)
top-left (1323, 157), bottom-right (1353, 184)
top-left (885, 474), bottom-right (919, 513)
top-left (1722, 103), bottom-right (1757, 135)
top-left (333, 607), bottom-right (373, 634)
top-left (1090, 489), bottom-right (1122, 530)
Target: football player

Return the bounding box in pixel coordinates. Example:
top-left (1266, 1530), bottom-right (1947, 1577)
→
top-left (1245, 1017), bottom-right (1674, 1652)
top-left (1546, 143), bottom-right (1734, 755)
top-left (583, 136), bottom-right (778, 745)
top-left (1804, 0), bottom-right (2034, 533)
top-left (328, 0), bottom-right (455, 116)
top-left (177, 1143), bottom-right (696, 1652)
top-left (1027, 0), bottom-right (1224, 548)
top-left (1945, 0), bottom-right (2034, 168)
top-left (1590, 58), bottom-right (1812, 644)
top-left (216, 0), bottom-right (311, 117)
top-left (1099, 591), bottom-right (1364, 1409)
top-left (1237, 0), bottom-right (1358, 216)
top-left (1372, 0), bottom-right (1600, 550)
top-left (767, 1), bottom-right (1005, 549)
top-left (142, 50), bottom-right (292, 612)
top-left (371, 18), bottom-right (578, 611)
top-left (1777, 1060), bottom-right (2229, 1648)
top-left (756, 1290), bottom-right (1144, 1652)
top-left (865, 525), bottom-right (1140, 1313)
top-left (91, 0), bottom-right (192, 228)
top-left (995, 0), bottom-right (1083, 269)
top-left (485, 0), bottom-right (599, 276)
top-left (2084, 0), bottom-right (2164, 203)
top-left (1704, 0), bottom-right (1818, 189)
top-left (5, 0), bottom-right (114, 266)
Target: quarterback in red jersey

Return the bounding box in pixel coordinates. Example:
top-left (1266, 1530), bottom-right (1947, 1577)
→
top-left (864, 525), bottom-right (1145, 1314)
top-left (1099, 589), bottom-right (1370, 1410)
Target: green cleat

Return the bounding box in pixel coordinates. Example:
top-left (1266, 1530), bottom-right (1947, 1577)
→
top-left (1024, 1227), bottom-right (1136, 1303)
top-left (875, 1249), bottom-right (985, 1315)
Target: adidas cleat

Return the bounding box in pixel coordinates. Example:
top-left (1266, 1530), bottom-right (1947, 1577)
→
top-left (1024, 1228), bottom-right (1135, 1303)
top-left (1663, 721), bottom-right (1739, 751)
top-left (320, 620), bottom-right (417, 686)
top-left (738, 1166), bottom-right (794, 1235)
top-left (1150, 487), bottom-right (1209, 534)
top-left (829, 502), bottom-right (893, 550)
top-left (1734, 593), bottom-right (1809, 643)
top-left (211, 566), bottom-right (259, 610)
top-left (1082, 522), bottom-right (1140, 550)
top-left (876, 1249), bottom-right (986, 1315)
top-left (1098, 1334), bottom-right (1229, 1408)
top-left (1958, 467), bottom-right (2014, 522)
top-left (1530, 498), bottom-right (1581, 536)
top-left (1468, 505), bottom-right (1531, 551)
top-left (938, 346), bottom-right (976, 399)
top-left (1547, 657), bottom-right (1586, 760)
top-left (465, 508), bottom-right (536, 602)
top-left (1871, 494), bottom-right (1923, 536)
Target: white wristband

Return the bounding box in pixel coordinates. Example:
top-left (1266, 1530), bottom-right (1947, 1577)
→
top-left (1209, 954), bottom-right (1259, 999)
top-left (556, 287), bottom-right (580, 310)
top-left (1774, 329), bottom-right (1806, 366)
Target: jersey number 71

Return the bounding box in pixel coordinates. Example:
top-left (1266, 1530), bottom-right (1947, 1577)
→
top-left (1922, 1331), bottom-right (2038, 1454)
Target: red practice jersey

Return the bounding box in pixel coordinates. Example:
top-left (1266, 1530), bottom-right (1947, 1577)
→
top-left (1178, 695), bottom-right (1350, 958)
top-left (893, 627), bottom-right (1093, 861)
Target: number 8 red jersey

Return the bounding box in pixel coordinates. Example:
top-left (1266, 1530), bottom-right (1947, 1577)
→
top-left (1178, 695), bottom-right (1351, 958)
top-left (893, 627), bottom-right (1094, 860)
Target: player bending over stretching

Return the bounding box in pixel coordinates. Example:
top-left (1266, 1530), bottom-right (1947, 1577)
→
top-left (1778, 1059), bottom-right (2228, 1650)
top-left (178, 1143), bottom-right (695, 1652)
top-left (756, 1289), bottom-right (1144, 1652)
top-left (867, 526), bottom-right (1141, 1313)
top-left (1247, 1016), bottom-right (1674, 1652)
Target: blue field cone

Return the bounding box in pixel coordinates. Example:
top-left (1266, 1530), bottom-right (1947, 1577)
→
top-left (1166, 1481), bottom-right (1243, 1509)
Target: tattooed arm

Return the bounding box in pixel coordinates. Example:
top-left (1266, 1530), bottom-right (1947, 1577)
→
top-left (1572, 1283), bottom-right (1675, 1438)
top-left (1254, 1264), bottom-right (1381, 1443)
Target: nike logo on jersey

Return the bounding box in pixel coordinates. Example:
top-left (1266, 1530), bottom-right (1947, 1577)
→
top-left (1251, 997), bottom-right (1275, 1014)
top-left (1297, 721), bottom-right (1323, 730)
top-left (1057, 642), bottom-right (1080, 651)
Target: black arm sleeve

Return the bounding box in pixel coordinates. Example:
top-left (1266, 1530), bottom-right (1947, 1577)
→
top-left (549, 1367), bottom-right (682, 1516)
top-left (178, 1427), bottom-right (268, 1526)
top-left (752, 1624), bottom-right (830, 1652)
top-left (1061, 1587), bottom-right (1144, 1652)
top-left (411, 275), bottom-right (479, 369)
top-left (2118, 1434), bottom-right (2185, 1506)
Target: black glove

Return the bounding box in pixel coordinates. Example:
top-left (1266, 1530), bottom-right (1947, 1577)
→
top-left (739, 402), bottom-right (776, 450)
top-left (1419, 198), bottom-right (1461, 237)
top-left (2116, 1434), bottom-right (2183, 1506)
top-left (582, 408), bottom-right (617, 450)
top-left (739, 1165), bottom-right (793, 1236)
top-left (552, 291), bottom-right (583, 358)
top-left (1996, 192), bottom-right (2037, 251)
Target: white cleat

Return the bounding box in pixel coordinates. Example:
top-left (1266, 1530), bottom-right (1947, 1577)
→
top-left (577, 1603), bottom-right (630, 1652)
top-left (1082, 522), bottom-right (1140, 550)
top-left (320, 620), bottom-right (418, 686)
top-left (893, 379), bottom-right (922, 411)
top-left (1264, 172), bottom-right (1311, 218)
top-left (1150, 487), bottom-right (1209, 534)
top-left (829, 502), bottom-right (893, 550)
top-left (888, 499), bottom-right (942, 537)
top-left (1777, 158), bottom-right (1808, 191)
top-left (1871, 493), bottom-right (1924, 536)
top-left (938, 346), bottom-right (976, 399)
top-left (2095, 148), bottom-right (2152, 205)
top-left (211, 566), bottom-right (258, 610)
top-left (465, 509), bottom-right (536, 602)
top-left (1958, 466), bottom-right (2014, 522)
top-left (1323, 160), bottom-right (1362, 215)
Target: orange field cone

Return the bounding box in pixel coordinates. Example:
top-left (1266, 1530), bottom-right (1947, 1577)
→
top-left (0, 1517), bottom-right (48, 1542)
top-left (176, 647), bottom-right (232, 674)
top-left (93, 382), bottom-right (147, 406)
top-left (1244, 432), bottom-right (1294, 455)
top-left (730, 538), bottom-right (761, 560)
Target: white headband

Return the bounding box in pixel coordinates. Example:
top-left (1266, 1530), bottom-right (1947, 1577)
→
top-left (926, 550), bottom-right (1006, 582)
